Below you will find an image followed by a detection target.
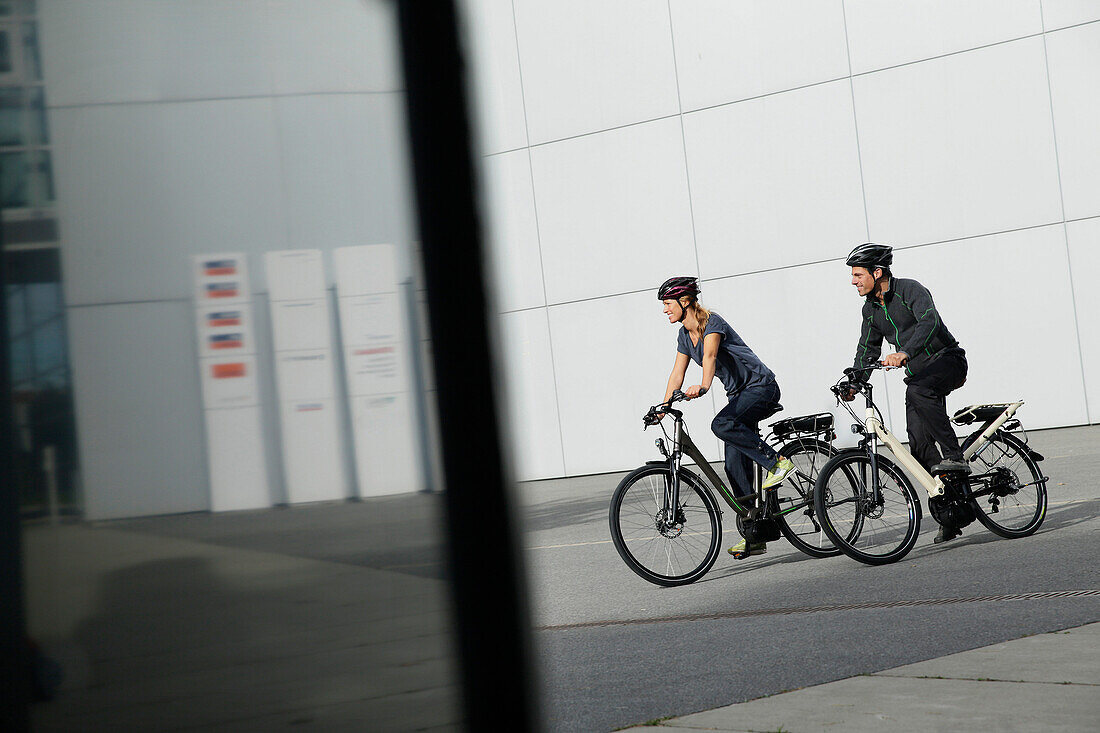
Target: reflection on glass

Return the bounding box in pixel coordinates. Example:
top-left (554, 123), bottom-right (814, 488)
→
top-left (0, 27), bottom-right (11, 72)
top-left (1, 150), bottom-right (28, 206)
top-left (25, 282), bottom-right (59, 326)
top-left (0, 87), bottom-right (47, 145)
top-left (0, 148), bottom-right (51, 207)
top-left (20, 21), bottom-right (39, 79)
top-left (9, 333), bottom-right (30, 385)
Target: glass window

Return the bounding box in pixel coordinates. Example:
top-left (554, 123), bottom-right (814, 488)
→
top-left (20, 21), bottom-right (38, 80)
top-left (9, 332), bottom-right (31, 386)
top-left (31, 316), bottom-right (64, 374)
top-left (6, 284), bottom-right (26, 336)
top-left (0, 149), bottom-right (52, 207)
top-left (0, 25), bottom-right (11, 74)
top-left (0, 2), bottom-right (37, 17)
top-left (0, 88), bottom-right (22, 144)
top-left (0, 87), bottom-right (46, 146)
top-left (26, 282), bottom-right (60, 327)
top-left (1, 150), bottom-right (30, 207)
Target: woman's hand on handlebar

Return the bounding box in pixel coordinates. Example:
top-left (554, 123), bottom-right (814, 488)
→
top-left (684, 385), bottom-right (708, 400)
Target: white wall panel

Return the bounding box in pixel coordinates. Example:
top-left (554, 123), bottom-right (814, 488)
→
top-left (461, 0), bottom-right (529, 154)
top-left (531, 117), bottom-right (696, 304)
top-left (844, 0), bottom-right (1043, 74)
top-left (855, 38), bottom-right (1063, 246)
top-left (684, 80), bottom-right (866, 279)
top-left (550, 291), bottom-right (719, 475)
top-left (1065, 218), bottom-right (1100, 423)
top-left (276, 94), bottom-right (415, 264)
top-left (1041, 1), bottom-right (1100, 30)
top-left (512, 0), bottom-right (679, 143)
top-left (39, 0), bottom-right (272, 106)
top-left (265, 0), bottom-right (401, 95)
top-left (52, 99), bottom-right (286, 306)
top-left (880, 226), bottom-right (1087, 440)
top-left (670, 0), bottom-right (849, 111)
top-left (69, 301), bottom-right (211, 519)
top-left (481, 151), bottom-right (544, 312)
top-left (498, 309), bottom-right (565, 480)
top-left (1045, 22), bottom-right (1100, 221)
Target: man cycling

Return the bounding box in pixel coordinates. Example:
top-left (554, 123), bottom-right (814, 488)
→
top-left (657, 276), bottom-right (794, 558)
top-left (844, 243), bottom-right (970, 543)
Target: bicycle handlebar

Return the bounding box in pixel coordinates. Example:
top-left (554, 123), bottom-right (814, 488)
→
top-left (642, 387), bottom-right (707, 426)
top-left (833, 362), bottom-right (899, 401)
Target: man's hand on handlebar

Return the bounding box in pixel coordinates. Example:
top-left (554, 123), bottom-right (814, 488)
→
top-left (684, 385), bottom-right (708, 400)
top-left (882, 352), bottom-right (908, 368)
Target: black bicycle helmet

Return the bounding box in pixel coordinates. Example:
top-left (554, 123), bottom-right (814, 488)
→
top-left (845, 242), bottom-right (893, 270)
top-left (657, 276), bottom-right (700, 301)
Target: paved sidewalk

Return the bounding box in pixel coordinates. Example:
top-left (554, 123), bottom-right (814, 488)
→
top-left (617, 621), bottom-right (1099, 732)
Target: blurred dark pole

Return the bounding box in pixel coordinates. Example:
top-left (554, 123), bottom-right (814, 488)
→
top-left (395, 2), bottom-right (539, 731)
top-left (0, 224), bottom-right (32, 729)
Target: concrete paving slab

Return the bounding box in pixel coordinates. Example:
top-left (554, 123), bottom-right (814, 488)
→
top-left (615, 623), bottom-right (1100, 733)
top-left (873, 623), bottom-right (1099, 685)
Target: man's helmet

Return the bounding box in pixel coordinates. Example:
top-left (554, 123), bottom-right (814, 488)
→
top-left (657, 276), bottom-right (699, 301)
top-left (845, 243), bottom-right (893, 271)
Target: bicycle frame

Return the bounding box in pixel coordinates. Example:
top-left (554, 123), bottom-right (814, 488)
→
top-left (651, 398), bottom-right (817, 520)
top-left (838, 369), bottom-right (1026, 499)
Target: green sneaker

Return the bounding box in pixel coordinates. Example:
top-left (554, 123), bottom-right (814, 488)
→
top-left (727, 540), bottom-right (767, 559)
top-left (761, 457), bottom-right (795, 490)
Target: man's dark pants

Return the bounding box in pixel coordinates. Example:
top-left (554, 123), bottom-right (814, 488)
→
top-left (904, 348), bottom-right (968, 471)
top-left (711, 381), bottom-right (782, 499)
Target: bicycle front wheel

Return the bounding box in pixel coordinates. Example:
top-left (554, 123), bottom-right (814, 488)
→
top-left (773, 438), bottom-right (841, 558)
top-left (965, 430), bottom-right (1047, 538)
top-left (813, 452), bottom-right (921, 565)
top-left (609, 465), bottom-right (722, 587)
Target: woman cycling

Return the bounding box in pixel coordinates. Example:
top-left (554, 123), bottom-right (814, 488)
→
top-left (657, 276), bottom-right (794, 558)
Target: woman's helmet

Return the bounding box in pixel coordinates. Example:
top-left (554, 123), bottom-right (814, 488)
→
top-left (657, 276), bottom-right (700, 302)
top-left (845, 242), bottom-right (893, 271)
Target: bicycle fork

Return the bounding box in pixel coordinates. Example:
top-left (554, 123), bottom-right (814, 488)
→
top-left (661, 419), bottom-right (684, 526)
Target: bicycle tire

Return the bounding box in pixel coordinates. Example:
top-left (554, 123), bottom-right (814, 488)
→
top-left (773, 438), bottom-right (841, 558)
top-left (963, 429), bottom-right (1047, 538)
top-left (813, 451), bottom-right (922, 565)
top-left (609, 464), bottom-right (722, 586)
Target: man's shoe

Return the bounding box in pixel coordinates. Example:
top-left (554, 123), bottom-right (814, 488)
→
top-left (728, 540), bottom-right (767, 559)
top-left (931, 458), bottom-right (971, 475)
top-left (761, 458), bottom-right (795, 490)
top-left (933, 524), bottom-right (961, 544)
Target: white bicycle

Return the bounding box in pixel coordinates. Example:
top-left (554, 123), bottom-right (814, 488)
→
top-left (812, 363), bottom-right (1049, 565)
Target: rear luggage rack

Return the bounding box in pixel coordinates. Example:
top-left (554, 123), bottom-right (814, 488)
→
top-left (770, 412), bottom-right (834, 438)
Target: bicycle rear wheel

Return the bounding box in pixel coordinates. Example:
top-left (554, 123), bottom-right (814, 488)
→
top-left (609, 465), bottom-right (722, 586)
top-left (813, 452), bottom-right (921, 565)
top-left (773, 438), bottom-right (841, 558)
top-left (964, 430), bottom-right (1047, 538)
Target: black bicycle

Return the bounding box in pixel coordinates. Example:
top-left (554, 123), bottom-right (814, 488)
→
top-left (609, 389), bottom-right (841, 586)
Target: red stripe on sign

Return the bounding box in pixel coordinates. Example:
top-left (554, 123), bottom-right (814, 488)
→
top-left (212, 363), bottom-right (246, 378)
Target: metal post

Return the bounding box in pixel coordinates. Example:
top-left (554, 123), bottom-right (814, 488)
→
top-left (1, 207), bottom-right (32, 731)
top-left (395, 2), bottom-right (539, 730)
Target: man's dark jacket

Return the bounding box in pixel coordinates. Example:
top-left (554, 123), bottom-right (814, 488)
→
top-left (852, 276), bottom-right (960, 382)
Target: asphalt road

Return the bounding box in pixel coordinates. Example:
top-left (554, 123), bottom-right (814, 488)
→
top-left (520, 425), bottom-right (1100, 732)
